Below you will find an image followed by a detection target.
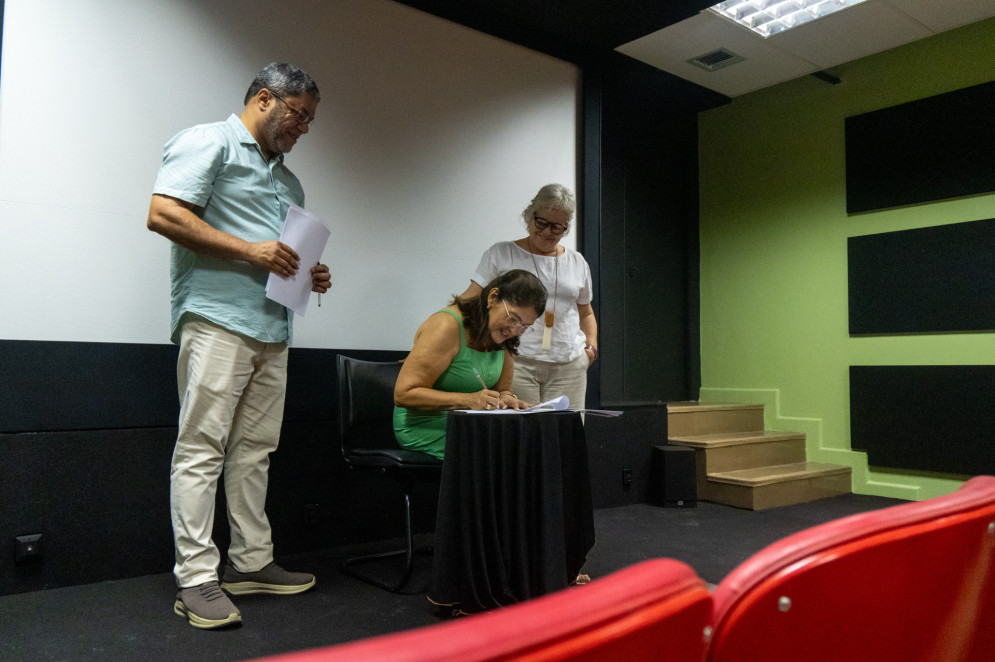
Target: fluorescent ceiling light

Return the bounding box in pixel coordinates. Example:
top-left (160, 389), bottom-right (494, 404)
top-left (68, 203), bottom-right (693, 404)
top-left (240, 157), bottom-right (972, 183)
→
top-left (710, 0), bottom-right (870, 38)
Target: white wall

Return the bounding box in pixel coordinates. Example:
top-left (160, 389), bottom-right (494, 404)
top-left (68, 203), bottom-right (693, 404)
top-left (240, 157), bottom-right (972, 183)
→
top-left (0, 0), bottom-right (577, 350)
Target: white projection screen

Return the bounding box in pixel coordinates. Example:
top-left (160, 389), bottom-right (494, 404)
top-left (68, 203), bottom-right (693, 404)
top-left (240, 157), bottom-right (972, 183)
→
top-left (0, 0), bottom-right (578, 350)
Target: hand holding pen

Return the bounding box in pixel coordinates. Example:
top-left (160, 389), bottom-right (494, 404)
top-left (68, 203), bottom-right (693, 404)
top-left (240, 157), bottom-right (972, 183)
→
top-left (310, 262), bottom-right (331, 306)
top-left (472, 368), bottom-right (501, 410)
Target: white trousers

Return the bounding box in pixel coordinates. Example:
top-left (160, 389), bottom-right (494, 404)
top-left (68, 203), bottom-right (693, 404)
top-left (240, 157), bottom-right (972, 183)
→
top-left (171, 316), bottom-right (288, 588)
top-left (512, 351), bottom-right (590, 410)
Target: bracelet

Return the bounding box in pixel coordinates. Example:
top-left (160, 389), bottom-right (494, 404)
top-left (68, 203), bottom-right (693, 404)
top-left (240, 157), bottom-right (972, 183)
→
top-left (585, 345), bottom-right (598, 360)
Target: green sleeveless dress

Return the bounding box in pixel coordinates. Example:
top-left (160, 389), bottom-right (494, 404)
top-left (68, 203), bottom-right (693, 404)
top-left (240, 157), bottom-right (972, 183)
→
top-left (393, 309), bottom-right (505, 460)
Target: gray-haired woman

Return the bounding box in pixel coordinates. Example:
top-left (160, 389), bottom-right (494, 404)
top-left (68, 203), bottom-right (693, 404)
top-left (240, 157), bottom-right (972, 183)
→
top-left (459, 184), bottom-right (598, 409)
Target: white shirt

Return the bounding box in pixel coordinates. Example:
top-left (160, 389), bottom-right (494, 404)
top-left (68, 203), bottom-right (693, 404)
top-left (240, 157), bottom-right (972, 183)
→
top-left (472, 241), bottom-right (593, 363)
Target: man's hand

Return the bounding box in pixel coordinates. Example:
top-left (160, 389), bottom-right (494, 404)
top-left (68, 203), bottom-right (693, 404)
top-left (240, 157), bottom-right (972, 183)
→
top-left (310, 263), bottom-right (332, 293)
top-left (248, 240), bottom-right (300, 277)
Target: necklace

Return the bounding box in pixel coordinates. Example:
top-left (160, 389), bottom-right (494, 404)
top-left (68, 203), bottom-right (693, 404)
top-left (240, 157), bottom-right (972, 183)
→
top-left (527, 237), bottom-right (558, 351)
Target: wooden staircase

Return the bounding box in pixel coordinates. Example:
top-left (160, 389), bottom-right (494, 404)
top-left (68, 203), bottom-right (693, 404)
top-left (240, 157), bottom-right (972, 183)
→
top-left (666, 401), bottom-right (851, 510)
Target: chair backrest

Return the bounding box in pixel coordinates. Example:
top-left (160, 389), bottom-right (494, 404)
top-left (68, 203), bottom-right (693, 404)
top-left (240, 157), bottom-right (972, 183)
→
top-left (708, 475), bottom-right (995, 662)
top-left (337, 355), bottom-right (403, 456)
top-left (246, 558), bottom-right (712, 662)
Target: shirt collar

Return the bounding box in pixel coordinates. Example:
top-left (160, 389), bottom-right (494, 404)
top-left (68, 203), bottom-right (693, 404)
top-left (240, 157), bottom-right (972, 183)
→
top-left (227, 113), bottom-right (284, 163)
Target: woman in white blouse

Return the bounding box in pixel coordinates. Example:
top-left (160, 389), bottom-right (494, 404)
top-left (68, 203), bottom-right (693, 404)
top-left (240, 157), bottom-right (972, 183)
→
top-left (460, 184), bottom-right (598, 409)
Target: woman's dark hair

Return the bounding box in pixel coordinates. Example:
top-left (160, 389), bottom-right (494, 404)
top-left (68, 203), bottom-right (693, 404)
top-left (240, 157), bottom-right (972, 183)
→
top-left (453, 269), bottom-right (547, 354)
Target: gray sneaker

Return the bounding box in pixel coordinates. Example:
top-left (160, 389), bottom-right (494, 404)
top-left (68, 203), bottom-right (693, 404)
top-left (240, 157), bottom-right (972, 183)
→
top-left (221, 562), bottom-right (316, 596)
top-left (174, 581), bottom-right (242, 629)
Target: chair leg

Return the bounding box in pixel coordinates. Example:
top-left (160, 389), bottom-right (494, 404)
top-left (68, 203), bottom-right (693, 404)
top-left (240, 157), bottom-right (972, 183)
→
top-left (340, 490), bottom-right (432, 593)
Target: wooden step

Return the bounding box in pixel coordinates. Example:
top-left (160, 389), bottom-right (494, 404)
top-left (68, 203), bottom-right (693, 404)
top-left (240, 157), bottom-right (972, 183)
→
top-left (709, 461), bottom-right (850, 486)
top-left (669, 429), bottom-right (805, 449)
top-left (665, 400), bottom-right (853, 510)
top-left (669, 430), bottom-right (808, 480)
top-left (667, 401), bottom-right (761, 413)
top-left (704, 462), bottom-right (852, 510)
top-left (667, 402), bottom-right (765, 437)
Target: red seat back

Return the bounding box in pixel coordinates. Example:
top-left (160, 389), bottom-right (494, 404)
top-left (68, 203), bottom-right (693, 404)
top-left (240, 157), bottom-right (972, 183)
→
top-left (708, 475), bottom-right (995, 662)
top-left (252, 558), bottom-right (712, 662)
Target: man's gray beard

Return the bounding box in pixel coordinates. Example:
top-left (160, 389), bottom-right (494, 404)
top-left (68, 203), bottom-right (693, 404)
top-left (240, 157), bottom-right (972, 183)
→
top-left (262, 113), bottom-right (291, 156)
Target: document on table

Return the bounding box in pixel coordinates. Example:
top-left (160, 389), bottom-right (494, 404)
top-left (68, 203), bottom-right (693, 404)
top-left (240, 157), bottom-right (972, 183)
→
top-left (461, 395), bottom-right (569, 414)
top-left (461, 395), bottom-right (622, 417)
top-left (265, 204), bottom-right (330, 317)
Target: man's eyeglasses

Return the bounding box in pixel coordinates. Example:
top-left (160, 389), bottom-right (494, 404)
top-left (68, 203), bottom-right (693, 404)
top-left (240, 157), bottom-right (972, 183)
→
top-left (269, 90), bottom-right (315, 127)
top-left (502, 301), bottom-right (534, 335)
top-left (533, 212), bottom-right (567, 235)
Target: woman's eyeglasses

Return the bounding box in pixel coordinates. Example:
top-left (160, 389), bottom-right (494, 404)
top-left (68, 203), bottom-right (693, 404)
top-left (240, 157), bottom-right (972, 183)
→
top-left (502, 301), bottom-right (534, 335)
top-left (533, 212), bottom-right (567, 235)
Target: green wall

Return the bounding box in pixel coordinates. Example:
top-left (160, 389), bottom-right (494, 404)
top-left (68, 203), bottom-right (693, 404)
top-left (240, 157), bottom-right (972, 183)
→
top-left (697, 18), bottom-right (995, 501)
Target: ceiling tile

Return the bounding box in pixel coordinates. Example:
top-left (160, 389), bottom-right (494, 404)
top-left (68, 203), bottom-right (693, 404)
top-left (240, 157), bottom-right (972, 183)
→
top-left (884, 0), bottom-right (995, 33)
top-left (770, 1), bottom-right (933, 68)
top-left (617, 12), bottom-right (821, 97)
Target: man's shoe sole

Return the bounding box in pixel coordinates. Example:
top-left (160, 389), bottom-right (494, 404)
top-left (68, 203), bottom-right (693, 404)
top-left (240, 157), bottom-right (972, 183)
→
top-left (221, 577), bottom-right (316, 596)
top-left (173, 599), bottom-right (242, 629)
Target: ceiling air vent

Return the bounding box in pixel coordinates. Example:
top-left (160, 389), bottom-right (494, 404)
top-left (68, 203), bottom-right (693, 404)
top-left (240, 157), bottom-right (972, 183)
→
top-left (687, 48), bottom-right (745, 72)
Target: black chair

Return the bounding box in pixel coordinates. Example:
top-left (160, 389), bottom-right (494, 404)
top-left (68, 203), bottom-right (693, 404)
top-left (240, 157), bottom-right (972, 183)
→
top-left (336, 355), bottom-right (443, 592)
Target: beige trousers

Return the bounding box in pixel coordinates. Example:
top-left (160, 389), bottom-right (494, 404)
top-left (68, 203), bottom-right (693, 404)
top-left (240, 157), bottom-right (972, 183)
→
top-left (170, 316), bottom-right (288, 588)
top-left (512, 351), bottom-right (591, 410)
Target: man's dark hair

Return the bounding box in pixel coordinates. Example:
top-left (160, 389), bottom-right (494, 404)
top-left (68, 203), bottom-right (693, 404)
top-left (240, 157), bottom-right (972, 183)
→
top-left (244, 62), bottom-right (320, 105)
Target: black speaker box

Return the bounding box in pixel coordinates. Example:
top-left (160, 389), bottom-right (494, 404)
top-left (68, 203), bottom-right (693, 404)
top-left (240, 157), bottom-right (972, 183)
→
top-left (651, 445), bottom-right (697, 507)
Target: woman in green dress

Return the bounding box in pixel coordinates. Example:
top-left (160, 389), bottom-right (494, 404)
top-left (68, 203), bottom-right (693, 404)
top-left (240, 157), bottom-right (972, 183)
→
top-left (393, 269), bottom-right (547, 460)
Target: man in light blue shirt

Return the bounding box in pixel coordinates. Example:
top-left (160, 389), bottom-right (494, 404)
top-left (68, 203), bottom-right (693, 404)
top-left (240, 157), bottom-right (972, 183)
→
top-left (148, 62), bottom-right (330, 630)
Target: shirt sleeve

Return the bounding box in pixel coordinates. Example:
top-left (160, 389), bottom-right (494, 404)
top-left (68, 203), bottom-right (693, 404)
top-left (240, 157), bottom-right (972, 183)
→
top-left (470, 242), bottom-right (507, 288)
top-left (577, 255), bottom-right (594, 305)
top-left (152, 125), bottom-right (225, 208)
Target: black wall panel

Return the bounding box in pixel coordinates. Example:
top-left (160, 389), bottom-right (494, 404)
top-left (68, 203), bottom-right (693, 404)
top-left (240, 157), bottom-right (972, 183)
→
top-left (0, 340), bottom-right (399, 433)
top-left (1, 340), bottom-right (180, 433)
top-left (584, 406), bottom-right (670, 509)
top-left (847, 218), bottom-right (995, 334)
top-left (849, 365), bottom-right (995, 475)
top-left (845, 79), bottom-right (995, 214)
top-left (585, 53), bottom-right (716, 406)
top-left (0, 340), bottom-right (408, 594)
top-left (1, 428), bottom-right (176, 593)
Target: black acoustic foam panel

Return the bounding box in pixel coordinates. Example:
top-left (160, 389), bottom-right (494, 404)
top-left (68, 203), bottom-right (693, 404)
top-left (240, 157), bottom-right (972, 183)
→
top-left (848, 218), bottom-right (995, 334)
top-left (846, 79), bottom-right (995, 214)
top-left (849, 365), bottom-right (995, 476)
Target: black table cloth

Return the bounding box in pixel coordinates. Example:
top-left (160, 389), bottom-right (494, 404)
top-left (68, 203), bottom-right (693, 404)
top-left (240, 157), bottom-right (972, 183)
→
top-left (429, 410), bottom-right (596, 613)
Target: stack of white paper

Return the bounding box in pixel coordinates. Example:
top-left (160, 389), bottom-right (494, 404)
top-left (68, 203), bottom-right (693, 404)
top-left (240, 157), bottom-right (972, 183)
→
top-left (265, 204), bottom-right (330, 316)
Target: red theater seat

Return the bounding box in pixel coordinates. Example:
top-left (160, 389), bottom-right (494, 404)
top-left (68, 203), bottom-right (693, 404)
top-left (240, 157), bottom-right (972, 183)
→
top-left (707, 475), bottom-right (995, 662)
top-left (251, 558), bottom-right (712, 662)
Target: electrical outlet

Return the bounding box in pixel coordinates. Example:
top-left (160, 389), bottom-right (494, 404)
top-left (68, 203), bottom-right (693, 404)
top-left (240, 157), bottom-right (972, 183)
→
top-left (622, 468), bottom-right (633, 489)
top-left (15, 534), bottom-right (43, 562)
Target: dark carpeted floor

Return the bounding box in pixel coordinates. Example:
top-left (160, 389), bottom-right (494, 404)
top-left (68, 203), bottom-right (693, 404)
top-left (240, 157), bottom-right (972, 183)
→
top-left (0, 494), bottom-right (900, 662)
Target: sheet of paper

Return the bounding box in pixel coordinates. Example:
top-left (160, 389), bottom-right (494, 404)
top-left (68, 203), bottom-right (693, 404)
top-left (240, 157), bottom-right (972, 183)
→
top-left (458, 393), bottom-right (623, 417)
top-left (462, 394), bottom-right (570, 414)
top-left (265, 204), bottom-right (330, 317)
top-left (523, 395), bottom-right (570, 412)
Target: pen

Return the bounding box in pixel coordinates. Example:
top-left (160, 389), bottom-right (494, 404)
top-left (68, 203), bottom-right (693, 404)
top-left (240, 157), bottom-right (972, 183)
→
top-left (316, 262), bottom-right (321, 307)
top-left (474, 367), bottom-right (503, 410)
top-left (472, 367), bottom-right (487, 390)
